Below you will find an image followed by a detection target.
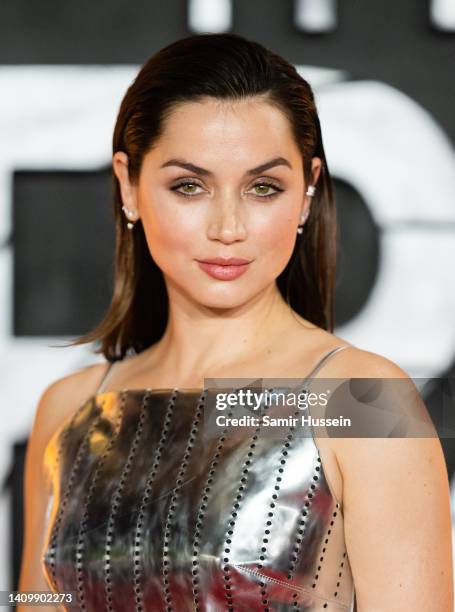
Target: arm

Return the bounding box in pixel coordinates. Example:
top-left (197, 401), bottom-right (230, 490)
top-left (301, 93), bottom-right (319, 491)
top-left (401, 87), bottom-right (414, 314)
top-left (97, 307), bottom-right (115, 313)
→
top-left (18, 363), bottom-right (108, 611)
top-left (333, 354), bottom-right (453, 611)
top-left (18, 384), bottom-right (65, 611)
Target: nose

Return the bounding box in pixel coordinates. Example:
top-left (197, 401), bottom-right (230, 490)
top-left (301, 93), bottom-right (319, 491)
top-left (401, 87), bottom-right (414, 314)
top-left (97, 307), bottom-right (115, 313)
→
top-left (206, 194), bottom-right (247, 243)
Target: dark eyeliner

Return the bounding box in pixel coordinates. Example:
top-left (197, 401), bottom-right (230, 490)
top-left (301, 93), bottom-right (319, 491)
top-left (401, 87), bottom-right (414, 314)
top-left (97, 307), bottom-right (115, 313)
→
top-left (170, 178), bottom-right (284, 199)
top-left (170, 180), bottom-right (203, 198)
top-left (250, 180), bottom-right (284, 199)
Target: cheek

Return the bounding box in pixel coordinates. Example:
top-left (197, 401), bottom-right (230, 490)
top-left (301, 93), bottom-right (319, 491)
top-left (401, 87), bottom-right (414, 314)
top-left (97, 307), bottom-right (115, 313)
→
top-left (256, 212), bottom-right (297, 270)
top-left (139, 193), bottom-right (197, 267)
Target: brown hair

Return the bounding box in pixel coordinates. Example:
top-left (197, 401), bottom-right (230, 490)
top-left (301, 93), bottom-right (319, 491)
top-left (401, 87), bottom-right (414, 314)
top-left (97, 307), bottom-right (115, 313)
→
top-left (64, 33), bottom-right (338, 361)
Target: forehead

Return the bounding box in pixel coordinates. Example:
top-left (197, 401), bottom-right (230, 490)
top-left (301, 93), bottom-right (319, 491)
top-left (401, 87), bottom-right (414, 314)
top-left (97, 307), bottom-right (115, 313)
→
top-left (144, 97), bottom-right (301, 170)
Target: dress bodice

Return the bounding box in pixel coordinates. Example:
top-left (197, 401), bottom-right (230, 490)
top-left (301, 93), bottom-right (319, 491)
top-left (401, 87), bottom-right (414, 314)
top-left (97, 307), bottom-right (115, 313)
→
top-left (41, 346), bottom-right (356, 611)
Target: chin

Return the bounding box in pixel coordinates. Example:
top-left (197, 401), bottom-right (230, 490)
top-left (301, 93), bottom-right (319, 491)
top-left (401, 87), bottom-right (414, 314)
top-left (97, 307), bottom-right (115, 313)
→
top-left (192, 289), bottom-right (250, 310)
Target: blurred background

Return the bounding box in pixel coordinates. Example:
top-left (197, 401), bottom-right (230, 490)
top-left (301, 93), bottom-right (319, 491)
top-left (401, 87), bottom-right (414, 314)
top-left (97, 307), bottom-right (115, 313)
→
top-left (1, 0), bottom-right (454, 598)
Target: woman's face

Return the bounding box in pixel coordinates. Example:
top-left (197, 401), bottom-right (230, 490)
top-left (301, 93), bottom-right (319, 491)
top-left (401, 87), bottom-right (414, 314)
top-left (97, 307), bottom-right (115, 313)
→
top-left (113, 97), bottom-right (321, 309)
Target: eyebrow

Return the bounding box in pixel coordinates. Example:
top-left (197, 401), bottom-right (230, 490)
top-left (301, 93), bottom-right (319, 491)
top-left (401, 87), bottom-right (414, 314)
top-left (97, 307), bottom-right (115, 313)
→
top-left (160, 156), bottom-right (292, 177)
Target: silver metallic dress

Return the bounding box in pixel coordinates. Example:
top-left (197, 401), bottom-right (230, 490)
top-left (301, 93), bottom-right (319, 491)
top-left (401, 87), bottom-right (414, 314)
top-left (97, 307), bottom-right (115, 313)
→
top-left (42, 345), bottom-right (356, 611)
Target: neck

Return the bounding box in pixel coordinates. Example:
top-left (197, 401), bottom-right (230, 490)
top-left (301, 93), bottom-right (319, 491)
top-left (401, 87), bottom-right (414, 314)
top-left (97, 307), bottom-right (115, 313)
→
top-left (147, 280), bottom-right (300, 380)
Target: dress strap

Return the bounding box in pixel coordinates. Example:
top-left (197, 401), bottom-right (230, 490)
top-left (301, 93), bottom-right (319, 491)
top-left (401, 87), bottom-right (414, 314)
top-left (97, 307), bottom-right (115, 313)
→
top-left (307, 344), bottom-right (351, 379)
top-left (293, 344), bottom-right (351, 393)
top-left (96, 360), bottom-right (118, 394)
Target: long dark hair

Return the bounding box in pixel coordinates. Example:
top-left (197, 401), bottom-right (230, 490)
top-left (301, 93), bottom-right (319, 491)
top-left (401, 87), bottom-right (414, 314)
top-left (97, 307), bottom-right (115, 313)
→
top-left (66, 33), bottom-right (338, 361)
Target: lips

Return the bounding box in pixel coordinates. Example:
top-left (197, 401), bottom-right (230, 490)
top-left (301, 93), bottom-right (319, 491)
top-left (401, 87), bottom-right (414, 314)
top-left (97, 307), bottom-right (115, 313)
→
top-left (197, 257), bottom-right (251, 266)
top-left (196, 257), bottom-right (252, 281)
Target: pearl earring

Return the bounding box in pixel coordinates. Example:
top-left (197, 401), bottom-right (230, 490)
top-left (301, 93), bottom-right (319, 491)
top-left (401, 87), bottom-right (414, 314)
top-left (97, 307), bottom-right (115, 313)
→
top-left (122, 205), bottom-right (137, 230)
top-left (306, 185), bottom-right (316, 197)
top-left (297, 209), bottom-right (310, 234)
top-left (297, 185), bottom-right (316, 234)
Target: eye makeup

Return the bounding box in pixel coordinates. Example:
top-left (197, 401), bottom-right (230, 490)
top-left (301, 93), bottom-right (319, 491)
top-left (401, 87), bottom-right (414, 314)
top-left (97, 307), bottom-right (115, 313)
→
top-left (169, 178), bottom-right (285, 200)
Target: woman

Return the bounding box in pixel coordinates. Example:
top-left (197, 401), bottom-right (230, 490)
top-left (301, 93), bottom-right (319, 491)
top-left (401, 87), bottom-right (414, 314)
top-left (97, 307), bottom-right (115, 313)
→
top-left (19, 33), bottom-right (452, 611)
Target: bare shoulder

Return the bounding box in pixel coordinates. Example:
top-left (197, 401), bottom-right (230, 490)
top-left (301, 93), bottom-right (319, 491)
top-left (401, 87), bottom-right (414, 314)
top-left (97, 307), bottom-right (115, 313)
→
top-left (31, 361), bottom-right (110, 456)
top-left (311, 339), bottom-right (436, 460)
top-left (19, 361), bottom-right (111, 593)
top-left (286, 319), bottom-right (409, 380)
top-left (319, 342), bottom-right (427, 442)
top-left (323, 347), bottom-right (453, 609)
top-left (322, 346), bottom-right (450, 517)
top-left (319, 340), bottom-right (411, 380)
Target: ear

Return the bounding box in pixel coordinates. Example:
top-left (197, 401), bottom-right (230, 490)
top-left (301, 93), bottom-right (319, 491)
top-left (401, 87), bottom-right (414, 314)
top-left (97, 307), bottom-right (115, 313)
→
top-left (112, 151), bottom-right (140, 220)
top-left (300, 156), bottom-right (323, 219)
top-left (310, 156), bottom-right (322, 187)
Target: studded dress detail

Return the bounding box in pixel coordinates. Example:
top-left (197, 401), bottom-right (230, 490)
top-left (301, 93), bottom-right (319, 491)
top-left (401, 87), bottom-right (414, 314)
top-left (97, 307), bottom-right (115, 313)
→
top-left (41, 346), bottom-right (356, 611)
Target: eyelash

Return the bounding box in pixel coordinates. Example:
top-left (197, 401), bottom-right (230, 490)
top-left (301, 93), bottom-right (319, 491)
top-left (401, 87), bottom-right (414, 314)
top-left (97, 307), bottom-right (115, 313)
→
top-left (170, 179), bottom-right (284, 200)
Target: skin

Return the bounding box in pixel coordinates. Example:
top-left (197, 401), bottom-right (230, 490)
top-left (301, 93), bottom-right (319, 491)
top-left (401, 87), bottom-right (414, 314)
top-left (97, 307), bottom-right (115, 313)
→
top-left (114, 95), bottom-right (322, 384)
top-left (18, 96), bottom-right (453, 611)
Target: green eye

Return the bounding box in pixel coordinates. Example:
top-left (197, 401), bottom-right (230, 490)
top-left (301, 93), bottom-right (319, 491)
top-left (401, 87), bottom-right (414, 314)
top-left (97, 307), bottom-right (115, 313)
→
top-left (181, 183), bottom-right (197, 194)
top-left (250, 182), bottom-right (284, 199)
top-left (171, 179), bottom-right (284, 199)
top-left (171, 181), bottom-right (203, 198)
top-left (254, 184), bottom-right (273, 195)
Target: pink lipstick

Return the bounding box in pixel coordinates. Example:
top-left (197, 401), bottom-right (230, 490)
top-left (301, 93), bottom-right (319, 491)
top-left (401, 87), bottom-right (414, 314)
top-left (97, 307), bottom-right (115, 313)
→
top-left (196, 257), bottom-right (252, 281)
